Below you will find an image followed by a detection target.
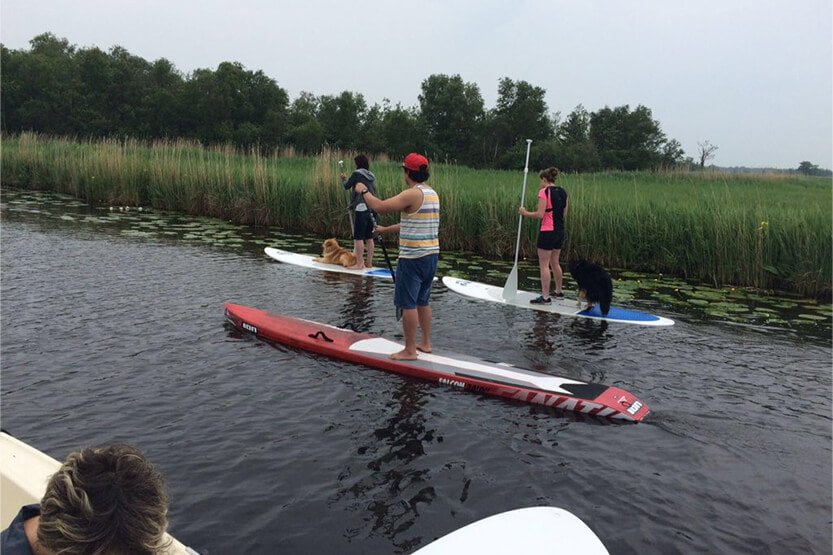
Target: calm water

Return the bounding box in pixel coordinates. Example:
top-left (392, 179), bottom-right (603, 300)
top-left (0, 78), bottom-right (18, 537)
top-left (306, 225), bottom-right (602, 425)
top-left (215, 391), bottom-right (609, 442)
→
top-left (1, 190), bottom-right (830, 554)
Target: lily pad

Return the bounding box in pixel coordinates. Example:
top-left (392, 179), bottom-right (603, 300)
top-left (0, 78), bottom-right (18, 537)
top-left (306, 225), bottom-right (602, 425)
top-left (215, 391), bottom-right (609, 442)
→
top-left (689, 289), bottom-right (726, 301)
top-left (797, 314), bottom-right (830, 321)
top-left (705, 309), bottom-right (732, 319)
top-left (709, 302), bottom-right (750, 313)
top-left (120, 230), bottom-right (156, 238)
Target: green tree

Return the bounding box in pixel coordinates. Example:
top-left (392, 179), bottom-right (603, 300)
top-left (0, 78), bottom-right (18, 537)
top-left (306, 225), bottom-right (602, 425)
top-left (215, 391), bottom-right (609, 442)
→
top-left (74, 46), bottom-right (116, 135)
top-left (488, 77), bottom-right (554, 161)
top-left (558, 104), bottom-right (590, 144)
top-left (287, 92), bottom-right (321, 153)
top-left (1, 44), bottom-right (24, 132)
top-left (418, 74), bottom-right (484, 164)
top-left (589, 104), bottom-right (667, 170)
top-left (2, 33), bottom-right (81, 135)
top-left (288, 92), bottom-right (319, 127)
top-left (660, 139), bottom-right (685, 168)
top-left (380, 103), bottom-right (429, 159)
top-left (179, 61), bottom-right (288, 148)
top-left (143, 58), bottom-right (185, 138)
top-left (106, 46), bottom-right (157, 137)
top-left (358, 102), bottom-right (385, 155)
top-left (555, 105), bottom-right (599, 172)
top-left (287, 119), bottom-right (324, 154)
top-left (318, 91), bottom-right (367, 150)
top-left (797, 161), bottom-right (819, 175)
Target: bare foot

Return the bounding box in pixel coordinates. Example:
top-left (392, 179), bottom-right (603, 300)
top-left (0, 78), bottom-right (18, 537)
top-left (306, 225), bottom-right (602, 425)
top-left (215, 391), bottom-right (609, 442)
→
top-left (347, 263), bottom-right (366, 270)
top-left (416, 345), bottom-right (432, 353)
top-left (390, 349), bottom-right (419, 360)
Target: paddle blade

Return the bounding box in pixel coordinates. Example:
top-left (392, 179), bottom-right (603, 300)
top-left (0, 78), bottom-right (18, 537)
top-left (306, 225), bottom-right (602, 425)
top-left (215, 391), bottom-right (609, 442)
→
top-left (502, 266), bottom-right (519, 300)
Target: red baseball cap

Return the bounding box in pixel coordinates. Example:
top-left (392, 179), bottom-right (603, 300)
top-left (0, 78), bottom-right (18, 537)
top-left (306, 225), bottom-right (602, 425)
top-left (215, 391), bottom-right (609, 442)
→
top-left (402, 153), bottom-right (429, 171)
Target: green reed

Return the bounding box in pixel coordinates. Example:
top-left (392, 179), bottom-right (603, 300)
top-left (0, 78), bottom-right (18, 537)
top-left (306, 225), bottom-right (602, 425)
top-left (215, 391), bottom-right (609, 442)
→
top-left (3, 133), bottom-right (830, 298)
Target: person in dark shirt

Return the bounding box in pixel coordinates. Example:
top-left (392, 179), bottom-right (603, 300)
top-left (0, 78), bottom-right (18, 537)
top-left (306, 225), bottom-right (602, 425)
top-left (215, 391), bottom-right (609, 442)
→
top-left (340, 154), bottom-right (378, 269)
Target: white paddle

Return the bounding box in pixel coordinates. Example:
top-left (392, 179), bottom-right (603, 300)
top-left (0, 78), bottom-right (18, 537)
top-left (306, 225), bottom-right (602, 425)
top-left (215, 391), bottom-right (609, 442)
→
top-left (340, 160), bottom-right (354, 231)
top-left (502, 139), bottom-right (533, 300)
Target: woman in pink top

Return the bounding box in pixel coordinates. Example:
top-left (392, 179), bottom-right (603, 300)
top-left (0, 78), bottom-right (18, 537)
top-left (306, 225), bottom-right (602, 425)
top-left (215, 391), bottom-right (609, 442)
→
top-left (519, 167), bottom-right (568, 304)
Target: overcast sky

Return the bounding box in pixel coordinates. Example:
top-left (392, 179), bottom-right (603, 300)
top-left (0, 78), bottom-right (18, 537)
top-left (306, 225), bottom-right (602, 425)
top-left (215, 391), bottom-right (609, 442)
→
top-left (2, 0), bottom-right (831, 168)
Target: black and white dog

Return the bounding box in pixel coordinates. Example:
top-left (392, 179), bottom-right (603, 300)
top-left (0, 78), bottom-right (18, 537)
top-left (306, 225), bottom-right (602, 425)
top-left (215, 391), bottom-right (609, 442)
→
top-left (568, 259), bottom-right (613, 315)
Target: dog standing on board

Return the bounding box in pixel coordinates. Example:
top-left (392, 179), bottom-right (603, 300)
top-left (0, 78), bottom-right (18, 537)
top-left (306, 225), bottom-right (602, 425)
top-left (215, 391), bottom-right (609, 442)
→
top-left (568, 259), bottom-right (613, 315)
top-left (314, 238), bottom-right (358, 268)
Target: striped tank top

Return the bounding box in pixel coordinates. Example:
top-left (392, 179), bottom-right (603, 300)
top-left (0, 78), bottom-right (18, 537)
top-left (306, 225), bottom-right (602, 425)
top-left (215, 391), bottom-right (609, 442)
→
top-left (399, 184), bottom-right (440, 259)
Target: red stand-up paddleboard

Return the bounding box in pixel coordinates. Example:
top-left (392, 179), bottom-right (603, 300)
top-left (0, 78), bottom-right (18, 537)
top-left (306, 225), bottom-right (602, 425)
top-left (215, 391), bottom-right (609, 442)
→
top-left (224, 303), bottom-right (650, 422)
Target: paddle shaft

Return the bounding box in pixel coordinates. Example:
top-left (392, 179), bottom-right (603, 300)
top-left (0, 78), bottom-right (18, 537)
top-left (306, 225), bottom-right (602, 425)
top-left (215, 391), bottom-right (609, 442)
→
top-left (340, 160), bottom-right (355, 230)
top-left (510, 140), bottom-right (533, 270)
top-left (368, 210), bottom-right (403, 321)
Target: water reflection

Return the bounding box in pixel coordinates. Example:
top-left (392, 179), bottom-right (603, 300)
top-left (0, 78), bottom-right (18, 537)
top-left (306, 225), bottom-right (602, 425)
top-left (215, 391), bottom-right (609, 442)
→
top-left (331, 381), bottom-right (436, 552)
top-left (567, 318), bottom-right (611, 348)
top-left (523, 311), bottom-right (612, 355)
top-left (339, 278), bottom-right (376, 333)
top-left (524, 311), bottom-right (561, 354)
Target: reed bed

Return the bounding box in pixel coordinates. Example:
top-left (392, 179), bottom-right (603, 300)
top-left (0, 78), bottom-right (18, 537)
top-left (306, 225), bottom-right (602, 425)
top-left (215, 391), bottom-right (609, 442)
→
top-left (3, 133), bottom-right (830, 298)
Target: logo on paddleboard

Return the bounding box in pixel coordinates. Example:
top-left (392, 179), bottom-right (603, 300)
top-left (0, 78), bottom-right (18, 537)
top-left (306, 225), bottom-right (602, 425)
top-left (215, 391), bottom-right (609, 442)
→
top-left (242, 322), bottom-right (258, 334)
top-left (626, 400), bottom-right (642, 415)
top-left (439, 377), bottom-right (466, 389)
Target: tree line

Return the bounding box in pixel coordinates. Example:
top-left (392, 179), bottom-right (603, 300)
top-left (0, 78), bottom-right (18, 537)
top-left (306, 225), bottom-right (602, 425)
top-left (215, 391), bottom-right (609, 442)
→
top-left (6, 33), bottom-right (690, 172)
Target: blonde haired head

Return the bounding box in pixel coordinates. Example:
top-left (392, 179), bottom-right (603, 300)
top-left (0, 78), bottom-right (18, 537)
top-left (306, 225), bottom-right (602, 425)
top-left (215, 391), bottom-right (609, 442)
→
top-left (38, 444), bottom-right (170, 554)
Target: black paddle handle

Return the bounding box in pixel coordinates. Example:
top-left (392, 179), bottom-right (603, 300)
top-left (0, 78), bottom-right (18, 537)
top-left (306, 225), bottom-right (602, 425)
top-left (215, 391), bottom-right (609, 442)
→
top-left (368, 210), bottom-right (395, 284)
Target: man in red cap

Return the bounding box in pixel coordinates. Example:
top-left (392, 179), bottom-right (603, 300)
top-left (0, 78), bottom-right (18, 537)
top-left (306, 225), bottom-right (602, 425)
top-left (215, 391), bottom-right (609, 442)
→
top-left (354, 153), bottom-right (440, 360)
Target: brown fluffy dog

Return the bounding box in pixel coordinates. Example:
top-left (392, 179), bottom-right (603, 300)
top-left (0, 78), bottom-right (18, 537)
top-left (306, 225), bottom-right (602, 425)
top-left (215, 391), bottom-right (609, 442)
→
top-left (314, 238), bottom-right (358, 268)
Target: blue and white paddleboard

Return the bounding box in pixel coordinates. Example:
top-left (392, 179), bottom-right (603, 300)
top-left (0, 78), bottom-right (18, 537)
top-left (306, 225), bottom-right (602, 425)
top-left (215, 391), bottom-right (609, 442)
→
top-left (412, 506), bottom-right (609, 554)
top-left (442, 276), bottom-right (674, 327)
top-left (265, 247), bottom-right (394, 279)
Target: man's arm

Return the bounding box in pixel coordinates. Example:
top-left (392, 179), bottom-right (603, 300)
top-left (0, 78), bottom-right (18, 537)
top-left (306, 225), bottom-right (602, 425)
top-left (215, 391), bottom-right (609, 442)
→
top-left (375, 223), bottom-right (401, 234)
top-left (355, 183), bottom-right (420, 214)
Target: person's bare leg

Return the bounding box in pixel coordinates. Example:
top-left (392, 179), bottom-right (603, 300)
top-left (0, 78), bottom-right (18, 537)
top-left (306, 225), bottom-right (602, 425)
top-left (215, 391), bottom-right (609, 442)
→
top-left (391, 308), bottom-right (419, 360)
top-left (551, 249), bottom-right (563, 294)
top-left (349, 240), bottom-right (366, 269)
top-left (365, 238), bottom-right (375, 268)
top-left (416, 305), bottom-right (432, 353)
top-left (537, 248), bottom-right (551, 298)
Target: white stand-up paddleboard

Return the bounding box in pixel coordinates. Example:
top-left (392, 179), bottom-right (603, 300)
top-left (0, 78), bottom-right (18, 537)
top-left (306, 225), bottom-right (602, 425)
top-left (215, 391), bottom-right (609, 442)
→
top-left (443, 276), bottom-right (674, 326)
top-left (265, 246), bottom-right (394, 279)
top-left (0, 432), bottom-right (194, 554)
top-left (412, 507), bottom-right (609, 554)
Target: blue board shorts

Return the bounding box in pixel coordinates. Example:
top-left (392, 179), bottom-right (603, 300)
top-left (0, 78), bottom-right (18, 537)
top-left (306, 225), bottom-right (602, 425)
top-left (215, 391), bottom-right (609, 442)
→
top-left (394, 254), bottom-right (438, 310)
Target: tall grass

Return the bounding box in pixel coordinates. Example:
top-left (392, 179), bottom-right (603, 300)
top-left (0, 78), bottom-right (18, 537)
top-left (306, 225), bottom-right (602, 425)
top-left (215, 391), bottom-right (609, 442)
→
top-left (3, 133), bottom-right (830, 298)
